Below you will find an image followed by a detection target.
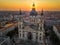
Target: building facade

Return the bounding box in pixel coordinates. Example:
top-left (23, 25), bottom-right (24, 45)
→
top-left (18, 3), bottom-right (45, 44)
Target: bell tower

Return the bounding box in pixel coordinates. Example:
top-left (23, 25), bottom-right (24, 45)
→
top-left (18, 9), bottom-right (24, 39)
top-left (38, 9), bottom-right (44, 31)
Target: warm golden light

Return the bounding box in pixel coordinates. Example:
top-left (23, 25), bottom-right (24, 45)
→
top-left (0, 0), bottom-right (60, 11)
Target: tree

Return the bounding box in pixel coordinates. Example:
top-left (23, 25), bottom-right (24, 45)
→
top-left (6, 27), bottom-right (18, 38)
top-left (50, 30), bottom-right (60, 45)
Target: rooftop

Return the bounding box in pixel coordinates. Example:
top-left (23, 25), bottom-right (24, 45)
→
top-left (0, 36), bottom-right (9, 44)
top-left (54, 24), bottom-right (60, 33)
top-left (0, 22), bottom-right (18, 32)
top-left (21, 22), bottom-right (42, 31)
top-left (0, 27), bottom-right (4, 29)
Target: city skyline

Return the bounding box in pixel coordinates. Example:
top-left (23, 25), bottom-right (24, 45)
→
top-left (0, 0), bottom-right (60, 11)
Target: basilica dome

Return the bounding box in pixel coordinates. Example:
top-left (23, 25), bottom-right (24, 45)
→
top-left (30, 3), bottom-right (38, 16)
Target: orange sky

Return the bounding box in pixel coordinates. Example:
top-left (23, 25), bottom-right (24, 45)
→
top-left (0, 0), bottom-right (60, 11)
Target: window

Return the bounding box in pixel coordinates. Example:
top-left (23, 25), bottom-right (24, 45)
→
top-left (40, 33), bottom-right (41, 35)
top-left (40, 37), bottom-right (41, 40)
top-left (23, 31), bottom-right (24, 37)
top-left (23, 33), bottom-right (24, 37)
top-left (20, 33), bottom-right (21, 36)
top-left (40, 27), bottom-right (42, 30)
top-left (20, 25), bottom-right (21, 28)
top-left (36, 35), bottom-right (38, 38)
top-left (36, 32), bottom-right (38, 35)
top-left (36, 33), bottom-right (38, 40)
top-left (20, 31), bottom-right (21, 32)
top-left (19, 31), bottom-right (21, 37)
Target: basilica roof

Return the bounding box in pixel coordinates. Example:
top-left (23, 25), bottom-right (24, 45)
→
top-left (30, 9), bottom-right (37, 16)
top-left (23, 22), bottom-right (39, 31)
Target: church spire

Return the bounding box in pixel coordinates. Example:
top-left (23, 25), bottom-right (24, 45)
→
top-left (32, 3), bottom-right (35, 12)
top-left (33, 3), bottom-right (35, 7)
top-left (41, 9), bottom-right (43, 16)
top-left (20, 9), bottom-right (22, 15)
top-left (32, 3), bottom-right (35, 9)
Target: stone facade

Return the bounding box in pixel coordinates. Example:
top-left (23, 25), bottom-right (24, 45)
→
top-left (18, 15), bottom-right (45, 44)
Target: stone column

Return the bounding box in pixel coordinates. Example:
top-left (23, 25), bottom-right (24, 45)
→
top-left (42, 24), bottom-right (44, 31)
top-left (24, 32), bottom-right (27, 40)
top-left (20, 30), bottom-right (23, 39)
top-left (38, 32), bottom-right (40, 42)
top-left (35, 18), bottom-right (37, 24)
top-left (19, 29), bottom-right (21, 39)
top-left (38, 23), bottom-right (41, 30)
top-left (20, 22), bottom-right (23, 29)
top-left (32, 32), bottom-right (36, 41)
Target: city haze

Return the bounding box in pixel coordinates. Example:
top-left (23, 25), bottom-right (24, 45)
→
top-left (0, 0), bottom-right (60, 11)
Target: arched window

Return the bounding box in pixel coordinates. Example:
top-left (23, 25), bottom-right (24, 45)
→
top-left (40, 37), bottom-right (41, 40)
top-left (40, 27), bottom-right (42, 30)
top-left (23, 31), bottom-right (24, 37)
top-left (27, 32), bottom-right (32, 40)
